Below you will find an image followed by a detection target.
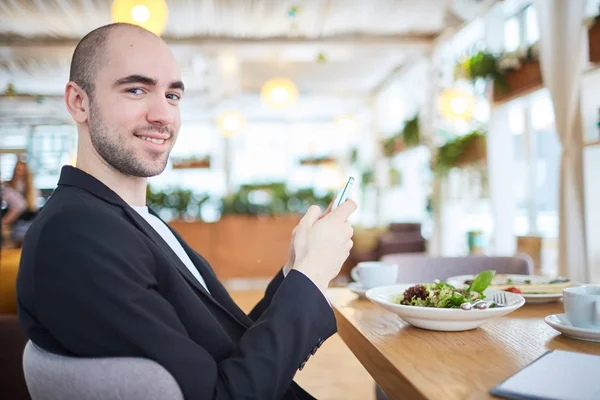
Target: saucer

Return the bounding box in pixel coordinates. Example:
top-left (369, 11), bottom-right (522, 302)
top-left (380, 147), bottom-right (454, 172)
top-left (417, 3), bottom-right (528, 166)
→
top-left (348, 282), bottom-right (368, 299)
top-left (544, 314), bottom-right (600, 342)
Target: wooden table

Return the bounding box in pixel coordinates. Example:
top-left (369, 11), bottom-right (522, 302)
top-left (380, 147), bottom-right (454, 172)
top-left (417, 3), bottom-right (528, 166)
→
top-left (327, 288), bottom-right (600, 400)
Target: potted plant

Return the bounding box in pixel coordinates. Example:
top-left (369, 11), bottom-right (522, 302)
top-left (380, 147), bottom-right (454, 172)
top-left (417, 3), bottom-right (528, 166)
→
top-left (146, 185), bottom-right (211, 221)
top-left (456, 44), bottom-right (542, 104)
top-left (402, 114), bottom-right (420, 148)
top-left (381, 114), bottom-right (420, 157)
top-left (171, 155), bottom-right (211, 169)
top-left (433, 129), bottom-right (487, 176)
top-left (299, 155), bottom-right (336, 166)
top-left (382, 134), bottom-right (404, 157)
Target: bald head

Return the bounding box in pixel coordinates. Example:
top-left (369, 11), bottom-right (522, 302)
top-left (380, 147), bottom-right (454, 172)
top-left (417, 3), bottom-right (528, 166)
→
top-left (69, 23), bottom-right (160, 99)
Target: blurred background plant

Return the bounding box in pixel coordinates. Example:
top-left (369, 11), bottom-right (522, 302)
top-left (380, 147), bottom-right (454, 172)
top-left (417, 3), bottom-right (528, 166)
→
top-left (147, 183), bottom-right (335, 221)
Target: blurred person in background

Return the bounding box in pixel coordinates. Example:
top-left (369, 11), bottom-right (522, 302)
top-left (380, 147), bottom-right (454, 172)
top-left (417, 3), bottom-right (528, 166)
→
top-left (1, 159), bottom-right (40, 247)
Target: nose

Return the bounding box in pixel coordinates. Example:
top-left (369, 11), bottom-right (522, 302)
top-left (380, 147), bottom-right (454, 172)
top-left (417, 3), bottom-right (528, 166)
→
top-left (146, 94), bottom-right (178, 129)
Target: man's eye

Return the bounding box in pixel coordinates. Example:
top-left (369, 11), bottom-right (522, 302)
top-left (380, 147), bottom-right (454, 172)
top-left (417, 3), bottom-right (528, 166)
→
top-left (167, 93), bottom-right (181, 101)
top-left (127, 88), bottom-right (144, 95)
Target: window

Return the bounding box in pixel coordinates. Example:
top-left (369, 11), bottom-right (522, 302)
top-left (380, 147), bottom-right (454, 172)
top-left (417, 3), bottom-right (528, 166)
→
top-left (525, 6), bottom-right (539, 45)
top-left (504, 5), bottom-right (539, 53)
top-left (507, 89), bottom-right (560, 274)
top-left (504, 16), bottom-right (521, 52)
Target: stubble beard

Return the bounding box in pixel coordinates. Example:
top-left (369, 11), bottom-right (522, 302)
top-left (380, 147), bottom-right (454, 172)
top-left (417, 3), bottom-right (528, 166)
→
top-left (87, 101), bottom-right (171, 178)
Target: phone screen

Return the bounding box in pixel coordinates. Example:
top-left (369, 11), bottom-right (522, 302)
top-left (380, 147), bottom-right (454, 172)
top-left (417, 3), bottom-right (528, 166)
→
top-left (331, 177), bottom-right (355, 211)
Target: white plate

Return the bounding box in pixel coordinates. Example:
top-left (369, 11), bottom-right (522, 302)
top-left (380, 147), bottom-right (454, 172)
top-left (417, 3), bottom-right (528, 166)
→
top-left (348, 282), bottom-right (368, 299)
top-left (366, 284), bottom-right (525, 332)
top-left (545, 314), bottom-right (600, 342)
top-left (446, 274), bottom-right (567, 304)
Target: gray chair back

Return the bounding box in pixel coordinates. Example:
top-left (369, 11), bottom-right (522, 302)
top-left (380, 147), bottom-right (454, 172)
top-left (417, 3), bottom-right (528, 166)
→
top-left (22, 341), bottom-right (183, 400)
top-left (379, 254), bottom-right (533, 283)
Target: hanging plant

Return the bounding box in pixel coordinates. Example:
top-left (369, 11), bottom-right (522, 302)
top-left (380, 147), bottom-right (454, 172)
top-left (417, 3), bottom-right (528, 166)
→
top-left (382, 134), bottom-right (404, 157)
top-left (455, 43), bottom-right (540, 94)
top-left (171, 155), bottom-right (211, 169)
top-left (455, 51), bottom-right (508, 92)
top-left (433, 129), bottom-right (487, 176)
top-left (361, 168), bottom-right (375, 186)
top-left (402, 114), bottom-right (420, 148)
top-left (382, 114), bottom-right (420, 157)
top-left (299, 155), bottom-right (336, 166)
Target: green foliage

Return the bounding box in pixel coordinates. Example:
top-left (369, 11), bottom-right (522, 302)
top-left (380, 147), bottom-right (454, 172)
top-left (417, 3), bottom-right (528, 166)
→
top-left (382, 135), bottom-right (401, 157)
top-left (361, 168), bottom-right (375, 186)
top-left (146, 185), bottom-right (210, 220)
top-left (433, 129), bottom-right (486, 176)
top-left (468, 270), bottom-right (496, 295)
top-left (402, 114), bottom-right (420, 148)
top-left (457, 51), bottom-right (508, 92)
top-left (220, 183), bottom-right (335, 217)
top-left (148, 182), bottom-right (336, 220)
top-left (382, 114), bottom-right (420, 157)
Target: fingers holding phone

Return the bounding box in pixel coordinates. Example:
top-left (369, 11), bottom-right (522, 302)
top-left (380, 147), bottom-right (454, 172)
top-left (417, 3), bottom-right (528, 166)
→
top-left (292, 179), bottom-right (357, 291)
top-left (331, 177), bottom-right (354, 211)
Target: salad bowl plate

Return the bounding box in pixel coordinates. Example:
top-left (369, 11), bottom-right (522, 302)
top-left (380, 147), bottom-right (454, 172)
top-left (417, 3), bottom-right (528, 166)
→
top-left (366, 284), bottom-right (525, 331)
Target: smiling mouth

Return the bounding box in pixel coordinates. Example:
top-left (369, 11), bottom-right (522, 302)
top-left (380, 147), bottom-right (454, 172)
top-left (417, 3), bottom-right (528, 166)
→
top-left (136, 135), bottom-right (167, 145)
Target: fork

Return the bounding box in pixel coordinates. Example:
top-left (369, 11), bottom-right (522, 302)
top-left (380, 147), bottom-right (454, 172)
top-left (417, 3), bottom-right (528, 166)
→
top-left (491, 292), bottom-right (508, 308)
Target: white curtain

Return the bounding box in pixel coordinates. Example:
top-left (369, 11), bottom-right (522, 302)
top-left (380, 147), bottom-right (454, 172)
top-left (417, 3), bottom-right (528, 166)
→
top-left (534, 0), bottom-right (588, 282)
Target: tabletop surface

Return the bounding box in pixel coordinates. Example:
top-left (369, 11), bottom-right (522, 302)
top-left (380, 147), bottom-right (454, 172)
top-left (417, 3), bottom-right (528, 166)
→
top-left (327, 288), bottom-right (600, 400)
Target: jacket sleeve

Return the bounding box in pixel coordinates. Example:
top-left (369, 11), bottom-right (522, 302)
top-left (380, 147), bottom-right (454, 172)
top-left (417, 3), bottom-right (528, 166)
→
top-left (248, 268), bottom-right (285, 321)
top-left (33, 207), bottom-right (336, 400)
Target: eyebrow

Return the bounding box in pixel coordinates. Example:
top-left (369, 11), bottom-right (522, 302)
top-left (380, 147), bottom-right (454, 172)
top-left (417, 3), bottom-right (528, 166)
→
top-left (113, 74), bottom-right (185, 92)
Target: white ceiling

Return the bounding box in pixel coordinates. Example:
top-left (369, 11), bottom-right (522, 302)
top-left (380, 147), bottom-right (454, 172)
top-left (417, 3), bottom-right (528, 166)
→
top-left (0, 0), bottom-right (449, 39)
top-left (0, 0), bottom-right (487, 125)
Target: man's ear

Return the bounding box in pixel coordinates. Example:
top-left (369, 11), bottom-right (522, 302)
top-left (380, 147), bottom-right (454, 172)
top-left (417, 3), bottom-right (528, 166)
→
top-left (65, 82), bottom-right (89, 124)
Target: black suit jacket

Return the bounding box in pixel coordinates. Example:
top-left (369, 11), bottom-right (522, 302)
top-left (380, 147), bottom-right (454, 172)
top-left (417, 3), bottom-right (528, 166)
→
top-left (16, 166), bottom-right (337, 399)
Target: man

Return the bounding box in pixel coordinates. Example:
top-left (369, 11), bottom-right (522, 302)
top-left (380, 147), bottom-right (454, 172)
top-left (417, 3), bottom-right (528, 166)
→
top-left (16, 23), bottom-right (356, 399)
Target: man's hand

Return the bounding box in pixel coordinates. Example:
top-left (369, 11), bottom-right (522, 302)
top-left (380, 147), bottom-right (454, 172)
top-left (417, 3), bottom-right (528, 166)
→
top-left (291, 200), bottom-right (357, 292)
top-left (283, 195), bottom-right (335, 275)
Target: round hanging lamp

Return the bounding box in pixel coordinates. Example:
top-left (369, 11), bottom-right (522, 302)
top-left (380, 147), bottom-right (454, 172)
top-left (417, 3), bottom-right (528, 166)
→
top-left (260, 78), bottom-right (298, 110)
top-left (111, 0), bottom-right (169, 36)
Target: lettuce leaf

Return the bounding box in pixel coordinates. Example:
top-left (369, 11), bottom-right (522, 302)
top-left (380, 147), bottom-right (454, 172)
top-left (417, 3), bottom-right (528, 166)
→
top-left (468, 270), bottom-right (496, 294)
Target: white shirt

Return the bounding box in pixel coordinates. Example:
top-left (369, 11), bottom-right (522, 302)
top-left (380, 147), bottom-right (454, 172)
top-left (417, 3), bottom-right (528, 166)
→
top-left (131, 205), bottom-right (211, 294)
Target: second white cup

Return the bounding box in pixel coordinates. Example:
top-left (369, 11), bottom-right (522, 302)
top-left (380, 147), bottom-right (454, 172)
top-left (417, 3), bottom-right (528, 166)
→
top-left (351, 261), bottom-right (398, 289)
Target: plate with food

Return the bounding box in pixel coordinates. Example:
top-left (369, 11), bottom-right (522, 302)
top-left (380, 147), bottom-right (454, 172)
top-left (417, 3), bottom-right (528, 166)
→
top-left (365, 270), bottom-right (525, 331)
top-left (446, 274), bottom-right (574, 303)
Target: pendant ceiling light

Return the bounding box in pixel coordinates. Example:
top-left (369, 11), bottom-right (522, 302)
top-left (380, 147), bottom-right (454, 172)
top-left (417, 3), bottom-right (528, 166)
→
top-left (260, 78), bottom-right (298, 110)
top-left (111, 0), bottom-right (169, 36)
top-left (217, 111), bottom-right (245, 138)
top-left (438, 87), bottom-right (476, 121)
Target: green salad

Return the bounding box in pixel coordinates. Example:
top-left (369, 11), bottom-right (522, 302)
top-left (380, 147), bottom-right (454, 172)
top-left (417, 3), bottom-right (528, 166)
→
top-left (391, 270), bottom-right (496, 308)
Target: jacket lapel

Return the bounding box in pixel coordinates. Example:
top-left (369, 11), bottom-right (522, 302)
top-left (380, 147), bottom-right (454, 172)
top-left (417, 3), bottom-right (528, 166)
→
top-left (147, 209), bottom-right (254, 328)
top-left (123, 207), bottom-right (213, 299)
top-left (127, 207), bottom-right (251, 329)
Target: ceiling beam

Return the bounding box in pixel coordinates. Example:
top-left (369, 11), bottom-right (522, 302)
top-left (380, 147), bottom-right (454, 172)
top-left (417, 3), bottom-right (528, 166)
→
top-left (0, 32), bottom-right (438, 48)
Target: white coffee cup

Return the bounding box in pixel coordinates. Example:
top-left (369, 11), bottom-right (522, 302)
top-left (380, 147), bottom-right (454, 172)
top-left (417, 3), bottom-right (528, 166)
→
top-left (563, 285), bottom-right (600, 330)
top-left (351, 261), bottom-right (398, 289)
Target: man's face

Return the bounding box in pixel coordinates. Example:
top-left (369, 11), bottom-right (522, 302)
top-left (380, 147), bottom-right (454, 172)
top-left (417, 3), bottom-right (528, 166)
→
top-left (87, 28), bottom-right (184, 177)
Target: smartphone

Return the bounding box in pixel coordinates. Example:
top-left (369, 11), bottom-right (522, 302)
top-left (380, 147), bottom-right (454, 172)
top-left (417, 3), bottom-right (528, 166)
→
top-left (331, 177), bottom-right (355, 211)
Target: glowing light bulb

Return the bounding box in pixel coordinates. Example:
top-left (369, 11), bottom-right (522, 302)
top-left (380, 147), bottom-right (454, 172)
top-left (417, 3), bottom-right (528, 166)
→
top-left (131, 5), bottom-right (150, 22)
